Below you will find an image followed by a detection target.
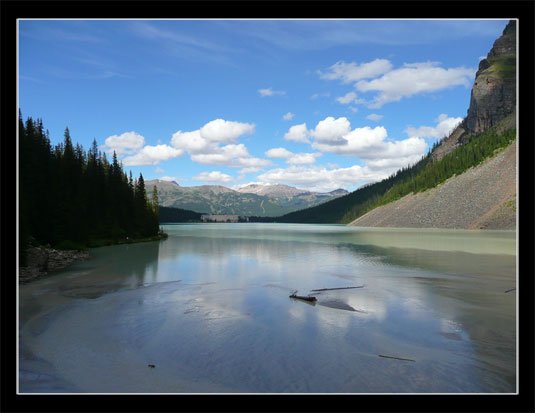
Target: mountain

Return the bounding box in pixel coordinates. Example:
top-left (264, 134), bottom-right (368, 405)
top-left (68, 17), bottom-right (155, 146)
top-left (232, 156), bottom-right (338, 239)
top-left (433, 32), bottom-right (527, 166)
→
top-left (278, 20), bottom-right (517, 229)
top-left (146, 180), bottom-right (347, 217)
top-left (432, 20), bottom-right (516, 162)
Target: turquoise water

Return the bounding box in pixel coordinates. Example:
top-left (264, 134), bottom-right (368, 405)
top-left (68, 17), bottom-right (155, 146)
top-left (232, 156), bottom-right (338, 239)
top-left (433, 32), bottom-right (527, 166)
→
top-left (19, 224), bottom-right (517, 393)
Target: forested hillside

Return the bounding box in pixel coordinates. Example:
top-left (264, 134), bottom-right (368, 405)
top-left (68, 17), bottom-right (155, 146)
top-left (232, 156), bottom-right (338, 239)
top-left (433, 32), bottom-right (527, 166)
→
top-left (19, 114), bottom-right (161, 266)
top-left (278, 122), bottom-right (516, 224)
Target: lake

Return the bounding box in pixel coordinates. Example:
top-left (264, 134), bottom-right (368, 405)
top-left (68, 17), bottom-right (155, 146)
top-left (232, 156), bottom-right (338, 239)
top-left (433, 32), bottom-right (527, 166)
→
top-left (18, 223), bottom-right (517, 393)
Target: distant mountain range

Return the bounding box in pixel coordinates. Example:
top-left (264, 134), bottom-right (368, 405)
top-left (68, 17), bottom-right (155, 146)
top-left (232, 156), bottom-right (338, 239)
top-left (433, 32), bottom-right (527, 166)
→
top-left (146, 180), bottom-right (348, 217)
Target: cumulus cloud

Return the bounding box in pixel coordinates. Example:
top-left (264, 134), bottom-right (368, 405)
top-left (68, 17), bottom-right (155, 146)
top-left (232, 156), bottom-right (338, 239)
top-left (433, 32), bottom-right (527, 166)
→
top-left (265, 147), bottom-right (322, 165)
top-left (319, 59), bottom-right (393, 83)
top-left (286, 152), bottom-right (322, 165)
top-left (121, 144), bottom-right (184, 166)
top-left (284, 123), bottom-right (310, 143)
top-left (257, 164), bottom-right (391, 193)
top-left (336, 91), bottom-right (357, 104)
top-left (199, 118), bottom-right (255, 143)
top-left (312, 126), bottom-right (427, 160)
top-left (309, 116), bottom-right (351, 144)
top-left (192, 171), bottom-right (234, 184)
top-left (170, 118), bottom-right (271, 171)
top-left (102, 131), bottom-right (145, 156)
top-left (405, 113), bottom-right (463, 140)
top-left (355, 62), bottom-right (475, 108)
top-left (283, 112), bottom-right (295, 121)
top-left (158, 176), bottom-right (185, 182)
top-left (258, 87), bottom-right (286, 97)
top-left (366, 113), bottom-right (384, 122)
top-left (265, 147), bottom-right (294, 158)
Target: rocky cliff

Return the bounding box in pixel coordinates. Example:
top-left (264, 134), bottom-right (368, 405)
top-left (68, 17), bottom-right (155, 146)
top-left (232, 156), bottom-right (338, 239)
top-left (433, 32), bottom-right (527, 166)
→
top-left (466, 20), bottom-right (516, 133)
top-left (432, 20), bottom-right (516, 162)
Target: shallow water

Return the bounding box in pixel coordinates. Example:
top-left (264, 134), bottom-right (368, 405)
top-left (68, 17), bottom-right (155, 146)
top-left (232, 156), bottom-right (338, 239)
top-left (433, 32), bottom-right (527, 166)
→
top-left (18, 224), bottom-right (517, 393)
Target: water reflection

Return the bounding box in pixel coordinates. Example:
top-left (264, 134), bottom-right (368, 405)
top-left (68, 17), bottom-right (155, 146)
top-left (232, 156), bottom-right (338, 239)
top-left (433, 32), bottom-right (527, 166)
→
top-left (19, 224), bottom-right (516, 393)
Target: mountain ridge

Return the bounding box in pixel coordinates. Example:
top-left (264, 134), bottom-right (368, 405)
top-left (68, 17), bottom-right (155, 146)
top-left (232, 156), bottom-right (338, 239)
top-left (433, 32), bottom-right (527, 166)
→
top-left (147, 180), bottom-right (348, 216)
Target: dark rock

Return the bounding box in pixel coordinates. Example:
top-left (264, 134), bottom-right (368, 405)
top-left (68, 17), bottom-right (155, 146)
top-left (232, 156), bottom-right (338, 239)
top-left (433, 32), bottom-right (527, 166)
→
top-left (465, 20), bottom-right (516, 133)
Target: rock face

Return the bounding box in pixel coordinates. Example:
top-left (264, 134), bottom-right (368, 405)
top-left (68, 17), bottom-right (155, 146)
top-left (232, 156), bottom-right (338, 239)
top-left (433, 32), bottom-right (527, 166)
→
top-left (432, 20), bottom-right (516, 163)
top-left (465, 20), bottom-right (516, 133)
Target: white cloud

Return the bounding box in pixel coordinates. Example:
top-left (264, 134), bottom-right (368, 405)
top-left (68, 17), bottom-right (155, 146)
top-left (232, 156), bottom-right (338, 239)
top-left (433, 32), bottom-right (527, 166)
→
top-left (154, 167), bottom-right (165, 174)
top-left (319, 59), bottom-right (393, 83)
top-left (189, 143), bottom-right (249, 165)
top-left (312, 125), bottom-right (427, 160)
top-left (258, 87), bottom-right (286, 97)
top-left (121, 144), bottom-right (184, 166)
top-left (355, 62), bottom-right (475, 108)
top-left (405, 113), bottom-right (463, 140)
top-left (283, 112), bottom-right (295, 121)
top-left (284, 123), bottom-right (310, 143)
top-left (309, 116), bottom-right (351, 143)
top-left (199, 119), bottom-right (255, 143)
top-left (265, 147), bottom-right (293, 158)
top-left (102, 131), bottom-right (145, 156)
top-left (366, 113), bottom-right (384, 122)
top-left (287, 152), bottom-right (322, 165)
top-left (265, 147), bottom-right (321, 165)
top-left (336, 91), bottom-right (357, 104)
top-left (158, 176), bottom-right (185, 182)
top-left (171, 119), bottom-right (271, 171)
top-left (171, 129), bottom-right (209, 153)
top-left (257, 164), bottom-right (390, 193)
top-left (192, 171), bottom-right (234, 184)
top-left (349, 106), bottom-right (359, 113)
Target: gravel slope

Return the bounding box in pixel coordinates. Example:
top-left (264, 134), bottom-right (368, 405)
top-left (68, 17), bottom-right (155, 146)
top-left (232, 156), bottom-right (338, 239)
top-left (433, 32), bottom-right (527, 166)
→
top-left (349, 142), bottom-right (517, 230)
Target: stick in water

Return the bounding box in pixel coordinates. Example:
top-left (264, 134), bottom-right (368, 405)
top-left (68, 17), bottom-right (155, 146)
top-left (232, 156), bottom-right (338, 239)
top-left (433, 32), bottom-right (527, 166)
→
top-left (504, 288), bottom-right (516, 293)
top-left (310, 286), bottom-right (364, 292)
top-left (378, 354), bottom-right (416, 362)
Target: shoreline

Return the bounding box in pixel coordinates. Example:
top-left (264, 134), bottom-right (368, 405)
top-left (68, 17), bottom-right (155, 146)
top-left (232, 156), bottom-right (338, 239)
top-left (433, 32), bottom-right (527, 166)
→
top-left (18, 233), bottom-right (168, 285)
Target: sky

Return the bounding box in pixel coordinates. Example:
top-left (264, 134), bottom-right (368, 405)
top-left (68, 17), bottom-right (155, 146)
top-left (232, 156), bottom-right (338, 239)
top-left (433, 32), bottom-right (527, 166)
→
top-left (18, 19), bottom-right (508, 193)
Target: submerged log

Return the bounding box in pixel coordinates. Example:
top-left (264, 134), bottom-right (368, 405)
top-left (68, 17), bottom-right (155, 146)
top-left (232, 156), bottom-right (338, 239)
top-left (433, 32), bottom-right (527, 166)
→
top-left (310, 285), bottom-right (364, 292)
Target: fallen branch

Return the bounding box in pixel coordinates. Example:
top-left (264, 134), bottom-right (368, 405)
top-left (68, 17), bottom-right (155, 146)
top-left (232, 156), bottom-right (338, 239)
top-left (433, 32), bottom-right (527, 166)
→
top-left (310, 285), bottom-right (364, 292)
top-left (504, 288), bottom-right (516, 293)
top-left (290, 291), bottom-right (317, 302)
top-left (378, 354), bottom-right (415, 362)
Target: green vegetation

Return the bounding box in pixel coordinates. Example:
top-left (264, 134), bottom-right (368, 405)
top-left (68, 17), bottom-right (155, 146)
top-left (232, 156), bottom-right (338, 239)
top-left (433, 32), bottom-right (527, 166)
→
top-left (158, 206), bottom-right (203, 223)
top-left (19, 113), bottom-right (163, 266)
top-left (279, 125), bottom-right (516, 224)
top-left (481, 55), bottom-right (516, 80)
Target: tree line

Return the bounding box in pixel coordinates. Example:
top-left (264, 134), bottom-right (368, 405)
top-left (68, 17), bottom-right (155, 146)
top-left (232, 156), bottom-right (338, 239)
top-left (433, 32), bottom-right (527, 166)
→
top-left (19, 113), bottom-right (161, 266)
top-left (278, 124), bottom-right (516, 224)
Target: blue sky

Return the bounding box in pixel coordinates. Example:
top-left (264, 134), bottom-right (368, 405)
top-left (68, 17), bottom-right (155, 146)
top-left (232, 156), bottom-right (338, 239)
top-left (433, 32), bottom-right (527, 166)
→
top-left (18, 19), bottom-right (508, 192)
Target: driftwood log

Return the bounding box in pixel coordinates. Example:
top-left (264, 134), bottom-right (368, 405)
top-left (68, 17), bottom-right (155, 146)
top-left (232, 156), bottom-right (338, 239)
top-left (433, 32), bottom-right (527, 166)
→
top-left (310, 285), bottom-right (364, 292)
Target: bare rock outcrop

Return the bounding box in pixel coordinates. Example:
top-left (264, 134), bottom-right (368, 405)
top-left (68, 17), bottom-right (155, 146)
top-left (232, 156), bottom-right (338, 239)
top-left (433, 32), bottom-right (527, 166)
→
top-left (465, 20), bottom-right (516, 133)
top-left (19, 245), bottom-right (90, 284)
top-left (431, 20), bottom-right (516, 163)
